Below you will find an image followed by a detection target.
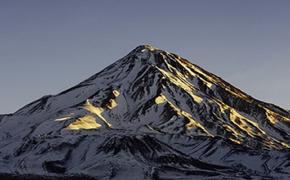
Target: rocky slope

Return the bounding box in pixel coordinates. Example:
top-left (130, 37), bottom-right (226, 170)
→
top-left (0, 45), bottom-right (290, 179)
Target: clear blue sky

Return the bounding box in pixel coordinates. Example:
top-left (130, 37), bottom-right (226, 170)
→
top-left (0, 0), bottom-right (290, 113)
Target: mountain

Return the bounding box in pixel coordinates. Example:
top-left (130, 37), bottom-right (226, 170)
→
top-left (1, 45), bottom-right (290, 179)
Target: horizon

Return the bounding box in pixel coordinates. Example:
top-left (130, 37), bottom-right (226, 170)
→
top-left (1, 0), bottom-right (290, 113)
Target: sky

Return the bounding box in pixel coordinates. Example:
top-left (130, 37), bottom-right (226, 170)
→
top-left (0, 0), bottom-right (290, 114)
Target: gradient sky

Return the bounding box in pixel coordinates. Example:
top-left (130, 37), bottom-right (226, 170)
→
top-left (0, 0), bottom-right (290, 114)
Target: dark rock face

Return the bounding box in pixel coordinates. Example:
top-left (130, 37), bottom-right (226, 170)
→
top-left (0, 45), bottom-right (290, 179)
top-left (0, 174), bottom-right (98, 180)
top-left (44, 161), bottom-right (67, 174)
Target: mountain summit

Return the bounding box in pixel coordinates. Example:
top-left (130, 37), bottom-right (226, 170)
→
top-left (1, 45), bottom-right (290, 179)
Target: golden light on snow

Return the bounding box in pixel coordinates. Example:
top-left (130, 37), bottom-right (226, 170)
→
top-left (264, 108), bottom-right (278, 125)
top-left (155, 95), bottom-right (167, 104)
top-left (178, 59), bottom-right (250, 100)
top-left (216, 102), bottom-right (290, 148)
top-left (264, 107), bottom-right (290, 125)
top-left (154, 93), bottom-right (212, 136)
top-left (66, 115), bottom-right (101, 130)
top-left (229, 109), bottom-right (265, 137)
top-left (229, 138), bottom-right (242, 145)
top-left (107, 99), bottom-right (118, 110)
top-left (106, 90), bottom-right (120, 109)
top-left (113, 90), bottom-right (120, 97)
top-left (156, 67), bottom-right (203, 104)
top-left (83, 100), bottom-right (112, 128)
top-left (58, 91), bottom-right (121, 130)
top-left (223, 124), bottom-right (240, 138)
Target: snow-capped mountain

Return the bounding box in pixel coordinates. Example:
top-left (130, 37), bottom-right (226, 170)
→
top-left (1, 45), bottom-right (290, 179)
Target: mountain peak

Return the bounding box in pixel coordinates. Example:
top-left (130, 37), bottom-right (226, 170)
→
top-left (126, 44), bottom-right (182, 68)
top-left (131, 44), bottom-right (172, 59)
top-left (134, 44), bottom-right (159, 51)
